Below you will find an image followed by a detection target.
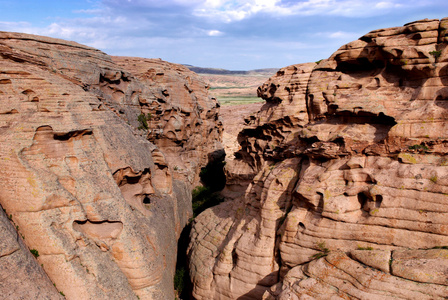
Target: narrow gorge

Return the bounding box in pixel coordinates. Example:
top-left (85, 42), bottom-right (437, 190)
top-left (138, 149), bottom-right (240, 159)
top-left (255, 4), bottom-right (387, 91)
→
top-left (1, 17), bottom-right (448, 300)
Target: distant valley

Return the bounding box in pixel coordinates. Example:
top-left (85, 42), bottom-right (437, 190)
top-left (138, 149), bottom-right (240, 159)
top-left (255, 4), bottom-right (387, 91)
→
top-left (185, 65), bottom-right (278, 105)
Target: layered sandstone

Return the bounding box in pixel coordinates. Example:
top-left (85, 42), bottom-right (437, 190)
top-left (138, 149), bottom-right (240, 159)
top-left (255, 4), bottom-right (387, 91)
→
top-left (0, 31), bottom-right (221, 299)
top-left (188, 18), bottom-right (448, 299)
top-left (112, 56), bottom-right (223, 187)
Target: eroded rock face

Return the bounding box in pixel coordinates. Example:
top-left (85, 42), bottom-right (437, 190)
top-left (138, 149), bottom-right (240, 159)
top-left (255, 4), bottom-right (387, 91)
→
top-left (112, 56), bottom-right (223, 188)
top-left (0, 31), bottom-right (221, 299)
top-left (188, 18), bottom-right (448, 299)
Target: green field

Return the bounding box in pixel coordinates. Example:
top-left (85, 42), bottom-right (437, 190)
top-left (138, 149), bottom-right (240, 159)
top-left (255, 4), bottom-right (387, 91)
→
top-left (218, 96), bottom-right (263, 106)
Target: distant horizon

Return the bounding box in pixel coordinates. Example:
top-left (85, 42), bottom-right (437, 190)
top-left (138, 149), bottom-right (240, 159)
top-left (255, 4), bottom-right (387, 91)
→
top-left (0, 1), bottom-right (447, 70)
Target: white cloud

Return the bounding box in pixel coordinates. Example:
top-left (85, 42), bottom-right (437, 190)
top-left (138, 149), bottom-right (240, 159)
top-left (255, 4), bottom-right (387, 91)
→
top-left (191, 0), bottom-right (412, 22)
top-left (375, 1), bottom-right (400, 8)
top-left (207, 30), bottom-right (224, 36)
top-left (328, 31), bottom-right (359, 39)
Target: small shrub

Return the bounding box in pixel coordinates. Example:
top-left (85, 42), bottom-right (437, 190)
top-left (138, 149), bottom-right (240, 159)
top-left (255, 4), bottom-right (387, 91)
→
top-left (430, 176), bottom-right (438, 183)
top-left (59, 291), bottom-right (65, 297)
top-left (408, 144), bottom-right (429, 151)
top-left (174, 267), bottom-right (186, 295)
top-left (192, 186), bottom-right (224, 218)
top-left (137, 113), bottom-right (152, 130)
top-left (315, 59), bottom-right (323, 64)
top-left (357, 246), bottom-right (373, 250)
top-left (30, 249), bottom-right (39, 258)
top-left (311, 241), bottom-right (330, 260)
top-left (429, 50), bottom-right (442, 59)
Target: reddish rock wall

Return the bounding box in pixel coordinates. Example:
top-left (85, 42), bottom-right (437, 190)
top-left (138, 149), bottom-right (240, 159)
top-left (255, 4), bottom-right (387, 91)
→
top-left (188, 18), bottom-right (448, 299)
top-left (0, 31), bottom-right (222, 299)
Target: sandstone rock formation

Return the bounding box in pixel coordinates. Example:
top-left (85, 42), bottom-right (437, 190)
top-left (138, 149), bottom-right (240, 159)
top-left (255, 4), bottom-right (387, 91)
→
top-left (112, 56), bottom-right (223, 187)
top-left (0, 31), bottom-right (221, 299)
top-left (188, 18), bottom-right (448, 299)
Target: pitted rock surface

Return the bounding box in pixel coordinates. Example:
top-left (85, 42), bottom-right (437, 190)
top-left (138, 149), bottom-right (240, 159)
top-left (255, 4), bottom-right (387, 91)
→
top-left (0, 31), bottom-right (221, 299)
top-left (112, 56), bottom-right (223, 187)
top-left (188, 18), bottom-right (448, 299)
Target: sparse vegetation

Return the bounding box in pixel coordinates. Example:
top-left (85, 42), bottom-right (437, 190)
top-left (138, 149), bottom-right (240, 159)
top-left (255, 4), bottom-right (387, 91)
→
top-left (59, 291), bottom-right (65, 297)
top-left (357, 246), bottom-right (374, 250)
top-left (218, 96), bottom-right (262, 106)
top-left (174, 267), bottom-right (186, 296)
top-left (311, 241), bottom-right (330, 259)
top-left (30, 249), bottom-right (39, 258)
top-left (408, 144), bottom-right (429, 151)
top-left (191, 186), bottom-right (224, 218)
top-left (429, 50), bottom-right (442, 59)
top-left (137, 113), bottom-right (152, 130)
top-left (430, 175), bottom-right (438, 183)
top-left (315, 59), bottom-right (323, 64)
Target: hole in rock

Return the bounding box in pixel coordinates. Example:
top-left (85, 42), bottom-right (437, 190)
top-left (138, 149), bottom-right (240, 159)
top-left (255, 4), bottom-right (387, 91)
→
top-left (73, 220), bottom-right (123, 239)
top-left (357, 192), bottom-right (368, 210)
top-left (299, 222), bottom-right (306, 230)
top-left (143, 195), bottom-right (151, 204)
top-left (375, 195), bottom-right (383, 208)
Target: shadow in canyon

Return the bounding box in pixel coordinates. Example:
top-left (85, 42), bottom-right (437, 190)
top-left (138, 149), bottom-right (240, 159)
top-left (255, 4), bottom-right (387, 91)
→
top-left (175, 148), bottom-right (227, 299)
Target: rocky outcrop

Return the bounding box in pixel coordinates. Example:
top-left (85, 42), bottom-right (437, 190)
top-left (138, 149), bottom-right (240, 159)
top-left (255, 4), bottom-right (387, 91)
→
top-left (0, 31), bottom-right (221, 299)
top-left (188, 18), bottom-right (448, 299)
top-left (112, 56), bottom-right (223, 187)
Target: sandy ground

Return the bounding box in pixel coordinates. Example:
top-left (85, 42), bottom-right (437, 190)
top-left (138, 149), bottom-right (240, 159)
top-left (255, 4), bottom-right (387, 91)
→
top-left (220, 102), bottom-right (264, 160)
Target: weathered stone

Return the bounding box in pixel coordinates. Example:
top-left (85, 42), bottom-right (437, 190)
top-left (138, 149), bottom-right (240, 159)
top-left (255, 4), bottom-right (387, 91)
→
top-left (0, 31), bottom-right (221, 299)
top-left (350, 249), bottom-right (391, 273)
top-left (0, 205), bottom-right (63, 299)
top-left (189, 18), bottom-right (448, 299)
top-left (392, 249), bottom-right (448, 285)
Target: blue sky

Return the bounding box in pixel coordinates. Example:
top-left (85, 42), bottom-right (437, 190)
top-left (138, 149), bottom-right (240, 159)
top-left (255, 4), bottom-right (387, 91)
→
top-left (0, 0), bottom-right (447, 70)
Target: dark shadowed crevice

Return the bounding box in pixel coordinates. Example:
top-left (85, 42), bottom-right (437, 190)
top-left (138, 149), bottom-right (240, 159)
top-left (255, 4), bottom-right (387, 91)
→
top-left (174, 223), bottom-right (192, 300)
top-left (232, 249), bottom-right (238, 269)
top-left (143, 196), bottom-right (151, 204)
top-left (375, 195), bottom-right (383, 208)
top-left (199, 149), bottom-right (226, 191)
top-left (358, 192), bottom-right (368, 210)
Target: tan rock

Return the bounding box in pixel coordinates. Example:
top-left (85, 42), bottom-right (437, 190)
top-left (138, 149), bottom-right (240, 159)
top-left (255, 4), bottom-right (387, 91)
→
top-left (392, 249), bottom-right (448, 285)
top-left (112, 56), bottom-right (223, 187)
top-left (189, 18), bottom-right (448, 299)
top-left (349, 249), bottom-right (391, 273)
top-left (0, 31), bottom-right (221, 299)
top-left (0, 205), bottom-right (63, 299)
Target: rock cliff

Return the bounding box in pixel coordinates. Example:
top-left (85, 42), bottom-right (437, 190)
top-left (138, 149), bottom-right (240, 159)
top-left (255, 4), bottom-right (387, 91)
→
top-left (188, 18), bottom-right (448, 299)
top-left (0, 31), bottom-right (222, 299)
